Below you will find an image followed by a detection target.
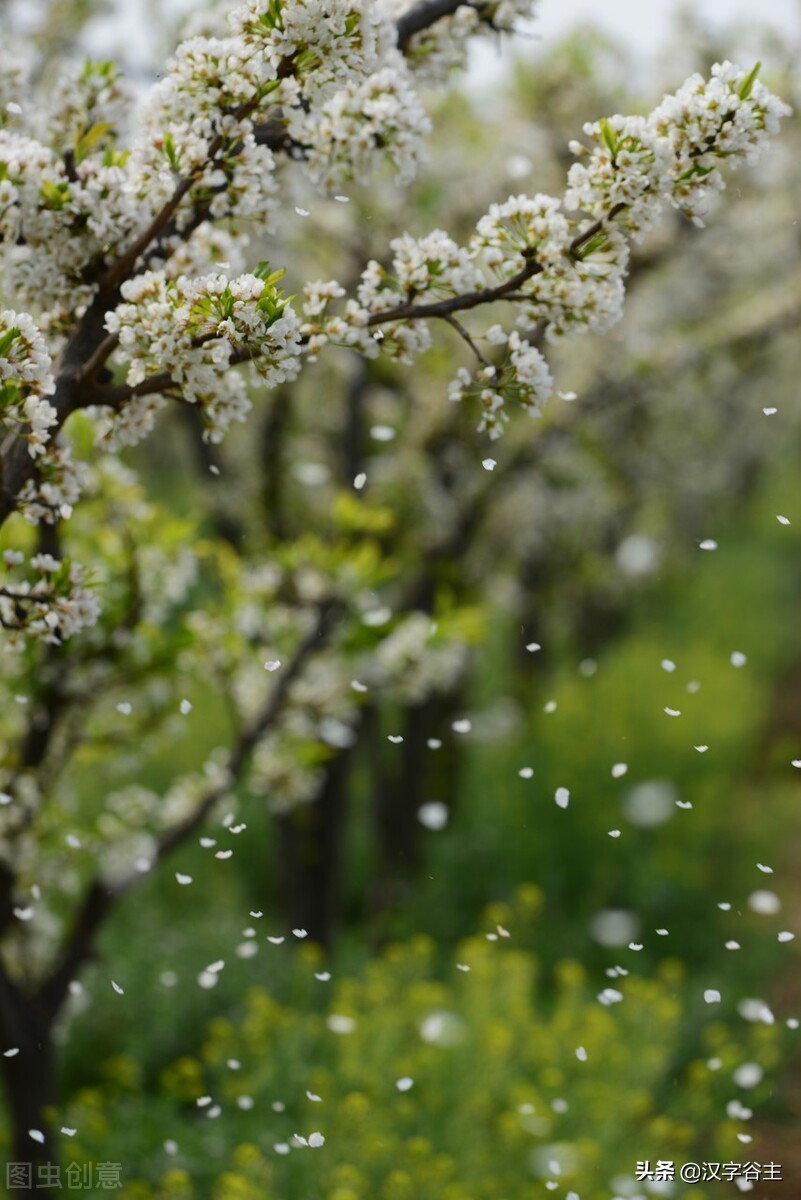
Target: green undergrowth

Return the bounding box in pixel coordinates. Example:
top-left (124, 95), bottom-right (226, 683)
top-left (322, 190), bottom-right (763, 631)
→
top-left (61, 891), bottom-right (787, 1200)
top-left (38, 456), bottom-right (801, 1199)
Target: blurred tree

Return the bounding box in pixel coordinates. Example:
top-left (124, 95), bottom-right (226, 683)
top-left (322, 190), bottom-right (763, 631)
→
top-left (0, 0), bottom-right (796, 1192)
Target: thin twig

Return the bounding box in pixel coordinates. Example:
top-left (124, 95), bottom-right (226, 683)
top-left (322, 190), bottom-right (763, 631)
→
top-left (443, 313), bottom-right (492, 366)
top-left (76, 332), bottom-right (119, 385)
top-left (569, 201), bottom-right (628, 255)
top-left (366, 256), bottom-right (543, 326)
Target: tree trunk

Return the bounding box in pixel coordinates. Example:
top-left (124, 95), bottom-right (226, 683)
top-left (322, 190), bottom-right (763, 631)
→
top-left (370, 701), bottom-right (429, 920)
top-left (275, 747), bottom-right (351, 948)
top-left (0, 969), bottom-right (58, 1196)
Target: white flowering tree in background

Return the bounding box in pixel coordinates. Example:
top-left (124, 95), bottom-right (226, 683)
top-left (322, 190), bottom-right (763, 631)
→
top-left (0, 0), bottom-right (797, 1192)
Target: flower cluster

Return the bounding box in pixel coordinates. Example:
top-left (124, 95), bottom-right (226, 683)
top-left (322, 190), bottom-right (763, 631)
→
top-left (473, 192), bottom-right (569, 274)
top-left (567, 61), bottom-right (792, 235)
top-left (474, 192), bottom-right (630, 338)
top-left (652, 59), bottom-right (792, 221)
top-left (134, 35), bottom-right (278, 226)
top-left (448, 330), bottom-right (553, 438)
top-left (0, 549), bottom-right (99, 644)
top-left (300, 280), bottom-right (348, 359)
top-left (249, 729), bottom-right (329, 812)
top-left (390, 228), bottom-right (483, 297)
top-left (133, 0), bottom-right (399, 225)
top-left (230, 0), bottom-right (394, 99)
top-left (294, 62), bottom-right (430, 191)
top-left (0, 310), bottom-right (57, 456)
top-left (103, 267), bottom-right (302, 445)
top-left (17, 436), bottom-right (89, 524)
top-left (369, 610), bottom-right (469, 703)
top-left (0, 61), bottom-right (149, 324)
top-left (39, 58), bottom-right (129, 160)
top-left (386, 0), bottom-right (539, 85)
top-left (311, 62), bottom-right (788, 433)
top-left (0, 129), bottom-right (147, 323)
top-left (566, 116), bottom-right (674, 238)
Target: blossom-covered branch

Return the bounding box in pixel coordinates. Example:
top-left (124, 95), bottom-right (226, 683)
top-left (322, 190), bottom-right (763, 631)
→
top-left (37, 596), bottom-right (337, 1020)
top-left (0, 0), bottom-right (791, 644)
top-left (74, 63), bottom-right (793, 457)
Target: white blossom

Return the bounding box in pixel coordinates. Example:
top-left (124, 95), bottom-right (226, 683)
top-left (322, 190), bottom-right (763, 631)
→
top-left (295, 62), bottom-right (430, 191)
top-left (0, 310), bottom-right (56, 456)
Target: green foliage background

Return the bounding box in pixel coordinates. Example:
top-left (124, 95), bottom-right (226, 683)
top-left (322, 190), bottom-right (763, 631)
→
top-left (36, 461), bottom-right (800, 1199)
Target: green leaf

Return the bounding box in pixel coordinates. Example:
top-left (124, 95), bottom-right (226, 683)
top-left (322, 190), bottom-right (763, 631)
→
top-left (738, 62), bottom-right (761, 101)
top-left (0, 380), bottom-right (20, 407)
top-left (261, 0), bottom-right (284, 30)
top-left (575, 232), bottom-right (609, 259)
top-left (254, 262), bottom-right (286, 288)
top-left (675, 163), bottom-right (715, 182)
top-left (256, 79), bottom-right (282, 102)
top-left (102, 147), bottom-right (130, 168)
top-left (163, 133), bottom-right (179, 169)
top-left (74, 121), bottom-right (114, 165)
top-left (333, 492), bottom-right (395, 535)
top-left (0, 326), bottom-right (21, 359)
top-left (81, 58), bottom-right (116, 82)
top-left (294, 47), bottom-right (322, 73)
top-left (598, 117), bottom-right (619, 157)
top-left (39, 179), bottom-right (70, 210)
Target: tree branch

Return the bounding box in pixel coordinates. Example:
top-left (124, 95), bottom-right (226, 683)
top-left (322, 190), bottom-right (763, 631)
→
top-left (366, 256), bottom-right (543, 326)
top-left (443, 313), bottom-right (492, 366)
top-left (396, 0), bottom-right (469, 48)
top-left (76, 332), bottom-right (120, 386)
top-left (569, 201), bottom-right (628, 255)
top-left (87, 260), bottom-right (544, 413)
top-left (98, 90), bottom-right (269, 295)
top-left (252, 118), bottom-right (306, 156)
top-left (91, 340), bottom-right (262, 409)
top-left (36, 598), bottom-right (338, 1021)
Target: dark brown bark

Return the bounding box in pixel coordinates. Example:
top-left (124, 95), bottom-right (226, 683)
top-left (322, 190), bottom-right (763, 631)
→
top-left (0, 968), bottom-right (58, 1196)
top-left (276, 747), bottom-right (352, 947)
top-left (261, 387), bottom-right (290, 542)
top-left (343, 356), bottom-right (370, 485)
top-left (396, 0), bottom-right (466, 48)
top-left (0, 292), bottom-right (115, 526)
top-left (180, 405), bottom-right (244, 548)
top-left (370, 701), bottom-right (430, 918)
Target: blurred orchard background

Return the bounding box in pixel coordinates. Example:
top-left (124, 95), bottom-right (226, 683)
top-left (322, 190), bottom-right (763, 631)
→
top-left (1, 0), bottom-right (801, 1197)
